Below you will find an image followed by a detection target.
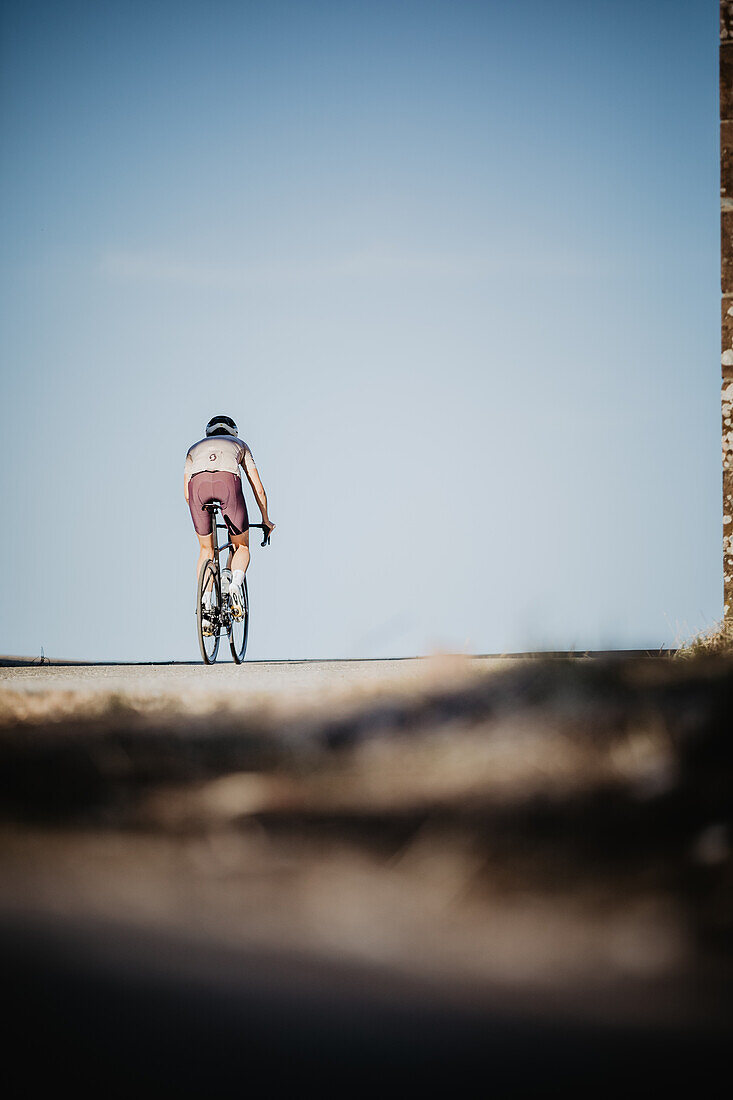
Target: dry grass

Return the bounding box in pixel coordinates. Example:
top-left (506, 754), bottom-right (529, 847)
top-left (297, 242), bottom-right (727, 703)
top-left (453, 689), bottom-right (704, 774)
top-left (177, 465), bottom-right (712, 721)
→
top-left (675, 617), bottom-right (733, 658)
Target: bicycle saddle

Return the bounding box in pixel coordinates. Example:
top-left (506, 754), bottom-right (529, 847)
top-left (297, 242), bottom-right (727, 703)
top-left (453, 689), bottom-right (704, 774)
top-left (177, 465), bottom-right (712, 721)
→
top-left (203, 500), bottom-right (223, 509)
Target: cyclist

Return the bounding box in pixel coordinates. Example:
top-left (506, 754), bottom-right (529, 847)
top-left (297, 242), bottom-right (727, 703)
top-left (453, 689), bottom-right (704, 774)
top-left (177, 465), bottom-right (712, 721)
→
top-left (185, 415), bottom-right (275, 621)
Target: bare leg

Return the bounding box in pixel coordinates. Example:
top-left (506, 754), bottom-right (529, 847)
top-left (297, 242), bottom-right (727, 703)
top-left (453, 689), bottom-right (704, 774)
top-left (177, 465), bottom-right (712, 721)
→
top-left (230, 529), bottom-right (250, 574)
top-left (196, 533), bottom-right (215, 588)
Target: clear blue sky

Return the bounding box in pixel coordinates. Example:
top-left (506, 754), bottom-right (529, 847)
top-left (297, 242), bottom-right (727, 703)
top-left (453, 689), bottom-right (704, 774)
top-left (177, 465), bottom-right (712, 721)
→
top-left (0, 0), bottom-right (721, 660)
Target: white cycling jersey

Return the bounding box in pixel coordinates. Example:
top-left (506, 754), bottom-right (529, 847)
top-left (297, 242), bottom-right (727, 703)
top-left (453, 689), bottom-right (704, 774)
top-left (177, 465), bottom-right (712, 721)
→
top-left (184, 435), bottom-right (253, 489)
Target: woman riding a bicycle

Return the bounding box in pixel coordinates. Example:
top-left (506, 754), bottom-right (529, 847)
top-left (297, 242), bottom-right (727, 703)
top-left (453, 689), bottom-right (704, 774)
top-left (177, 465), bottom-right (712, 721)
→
top-left (184, 414), bottom-right (275, 622)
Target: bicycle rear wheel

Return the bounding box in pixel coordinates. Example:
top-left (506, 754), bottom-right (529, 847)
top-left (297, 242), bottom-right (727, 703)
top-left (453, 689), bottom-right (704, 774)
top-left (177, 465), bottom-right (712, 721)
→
top-left (197, 559), bottom-right (221, 664)
top-left (229, 576), bottom-right (249, 663)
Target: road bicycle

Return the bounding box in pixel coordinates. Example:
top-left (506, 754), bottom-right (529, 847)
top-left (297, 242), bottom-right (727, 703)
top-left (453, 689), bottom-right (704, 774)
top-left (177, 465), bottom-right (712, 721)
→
top-left (196, 501), bottom-right (271, 664)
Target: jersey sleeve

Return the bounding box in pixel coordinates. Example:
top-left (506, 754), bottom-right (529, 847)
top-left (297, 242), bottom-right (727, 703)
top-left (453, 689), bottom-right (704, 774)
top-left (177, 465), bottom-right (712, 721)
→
top-left (241, 446), bottom-right (257, 475)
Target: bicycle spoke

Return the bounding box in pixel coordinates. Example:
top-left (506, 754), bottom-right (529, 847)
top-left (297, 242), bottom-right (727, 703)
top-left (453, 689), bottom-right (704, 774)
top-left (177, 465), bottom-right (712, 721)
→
top-left (197, 560), bottom-right (221, 664)
top-left (229, 577), bottom-right (249, 663)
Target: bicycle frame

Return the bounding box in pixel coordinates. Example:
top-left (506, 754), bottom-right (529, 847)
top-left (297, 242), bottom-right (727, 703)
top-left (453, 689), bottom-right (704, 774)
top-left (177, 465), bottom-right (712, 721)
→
top-left (196, 501), bottom-right (271, 661)
top-left (202, 502), bottom-right (271, 565)
top-left (199, 504), bottom-right (270, 616)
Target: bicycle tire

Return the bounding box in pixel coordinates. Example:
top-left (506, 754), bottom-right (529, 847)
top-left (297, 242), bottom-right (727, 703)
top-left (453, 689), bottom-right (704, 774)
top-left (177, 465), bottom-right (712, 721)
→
top-left (229, 576), bottom-right (249, 664)
top-left (197, 559), bottom-right (221, 664)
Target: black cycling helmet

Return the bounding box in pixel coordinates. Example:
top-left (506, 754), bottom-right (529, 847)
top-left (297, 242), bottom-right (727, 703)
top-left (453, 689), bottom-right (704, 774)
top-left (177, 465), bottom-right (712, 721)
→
top-left (206, 414), bottom-right (238, 438)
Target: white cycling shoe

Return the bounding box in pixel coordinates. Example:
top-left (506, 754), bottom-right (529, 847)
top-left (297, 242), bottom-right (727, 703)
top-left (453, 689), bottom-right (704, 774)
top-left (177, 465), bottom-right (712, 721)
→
top-left (229, 582), bottom-right (245, 620)
top-left (201, 592), bottom-right (217, 634)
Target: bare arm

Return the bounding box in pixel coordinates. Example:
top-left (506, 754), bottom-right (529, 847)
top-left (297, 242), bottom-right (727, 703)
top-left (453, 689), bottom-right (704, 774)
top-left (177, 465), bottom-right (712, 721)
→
top-left (242, 449), bottom-right (275, 535)
top-left (184, 454), bottom-right (193, 502)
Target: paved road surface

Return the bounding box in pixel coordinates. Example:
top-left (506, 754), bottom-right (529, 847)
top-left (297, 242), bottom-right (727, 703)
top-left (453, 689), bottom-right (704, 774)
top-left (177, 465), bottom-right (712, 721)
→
top-left (0, 656), bottom-right (513, 703)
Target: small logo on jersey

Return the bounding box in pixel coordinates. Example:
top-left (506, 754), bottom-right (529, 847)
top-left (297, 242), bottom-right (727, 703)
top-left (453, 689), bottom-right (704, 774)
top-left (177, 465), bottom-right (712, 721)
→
top-left (210, 453), bottom-right (217, 461)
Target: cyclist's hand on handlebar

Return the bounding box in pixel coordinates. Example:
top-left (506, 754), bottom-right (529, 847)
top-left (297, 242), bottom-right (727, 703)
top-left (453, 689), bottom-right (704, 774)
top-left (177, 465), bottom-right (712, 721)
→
top-left (263, 519), bottom-right (276, 542)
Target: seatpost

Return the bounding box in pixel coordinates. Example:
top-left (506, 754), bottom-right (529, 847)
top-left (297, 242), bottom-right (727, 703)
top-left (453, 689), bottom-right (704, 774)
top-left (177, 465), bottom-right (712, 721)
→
top-left (211, 504), bottom-right (219, 561)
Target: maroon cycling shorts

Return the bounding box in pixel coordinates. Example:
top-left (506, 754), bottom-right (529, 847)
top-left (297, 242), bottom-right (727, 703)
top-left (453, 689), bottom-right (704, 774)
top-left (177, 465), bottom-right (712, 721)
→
top-left (188, 471), bottom-right (249, 537)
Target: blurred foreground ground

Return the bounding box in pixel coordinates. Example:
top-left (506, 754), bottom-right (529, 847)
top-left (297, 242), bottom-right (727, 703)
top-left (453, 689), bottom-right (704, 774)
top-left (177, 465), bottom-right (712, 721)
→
top-left (0, 655), bottom-right (731, 1091)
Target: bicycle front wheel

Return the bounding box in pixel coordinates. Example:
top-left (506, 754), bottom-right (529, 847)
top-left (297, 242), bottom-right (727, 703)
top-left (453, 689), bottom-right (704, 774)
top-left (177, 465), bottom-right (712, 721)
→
top-left (229, 576), bottom-right (249, 664)
top-left (197, 559), bottom-right (221, 664)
